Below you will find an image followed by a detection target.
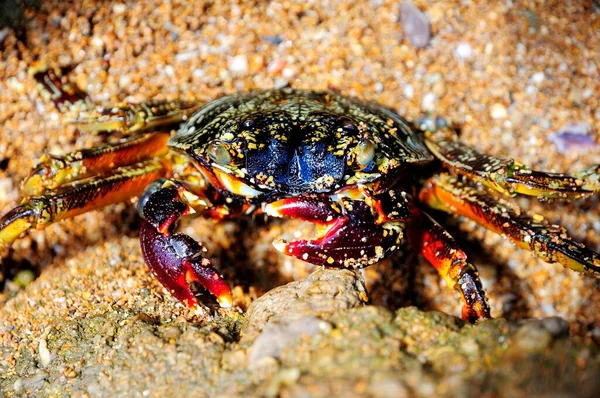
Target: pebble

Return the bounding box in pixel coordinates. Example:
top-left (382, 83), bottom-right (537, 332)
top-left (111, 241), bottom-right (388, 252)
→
top-left (0, 27), bottom-right (10, 43)
top-left (112, 3), bottom-right (127, 14)
top-left (38, 330), bottom-right (52, 367)
top-left (531, 71), bottom-right (545, 84)
top-left (399, 1), bottom-right (431, 49)
top-left (228, 54), bottom-right (249, 75)
top-left (119, 75), bottom-right (132, 88)
top-left (454, 42), bottom-right (473, 61)
top-left (421, 92), bottom-right (436, 112)
top-left (490, 103), bottom-right (507, 119)
top-left (14, 270), bottom-right (36, 288)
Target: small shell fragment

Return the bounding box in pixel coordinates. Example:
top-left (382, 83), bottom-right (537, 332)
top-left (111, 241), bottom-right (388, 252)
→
top-left (548, 122), bottom-right (597, 154)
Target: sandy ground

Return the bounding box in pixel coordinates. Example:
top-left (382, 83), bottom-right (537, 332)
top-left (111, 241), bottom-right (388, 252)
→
top-left (0, 0), bottom-right (599, 396)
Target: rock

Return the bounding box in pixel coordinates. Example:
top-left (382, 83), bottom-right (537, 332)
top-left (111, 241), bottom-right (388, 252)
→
top-left (248, 316), bottom-right (332, 364)
top-left (243, 268), bottom-right (368, 336)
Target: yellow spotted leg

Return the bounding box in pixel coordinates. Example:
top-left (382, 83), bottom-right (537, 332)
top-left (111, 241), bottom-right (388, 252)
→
top-left (0, 160), bottom-right (167, 247)
top-left (426, 137), bottom-right (600, 199)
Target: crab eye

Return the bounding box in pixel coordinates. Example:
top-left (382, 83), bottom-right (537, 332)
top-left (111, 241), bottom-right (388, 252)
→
top-left (356, 138), bottom-right (375, 168)
top-left (207, 141), bottom-right (231, 165)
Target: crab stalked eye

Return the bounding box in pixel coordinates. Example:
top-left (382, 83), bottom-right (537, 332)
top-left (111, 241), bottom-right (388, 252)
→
top-left (356, 138), bottom-right (376, 168)
top-left (207, 141), bottom-right (231, 165)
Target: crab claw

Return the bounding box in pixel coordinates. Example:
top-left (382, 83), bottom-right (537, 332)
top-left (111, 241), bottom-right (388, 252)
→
top-left (267, 197), bottom-right (403, 268)
top-left (140, 221), bottom-right (232, 308)
top-left (139, 183), bottom-right (232, 308)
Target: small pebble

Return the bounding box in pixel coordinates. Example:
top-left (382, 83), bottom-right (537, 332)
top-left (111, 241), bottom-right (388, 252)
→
top-left (403, 84), bottom-right (414, 99)
top-left (261, 35), bottom-right (283, 45)
top-left (0, 27), bottom-right (10, 43)
top-left (229, 54), bottom-right (249, 75)
top-left (531, 71), bottom-right (545, 84)
top-left (38, 333), bottom-right (52, 367)
top-left (119, 75), bottom-right (131, 88)
top-left (13, 270), bottom-right (35, 288)
top-left (421, 92), bottom-right (436, 112)
top-left (112, 3), bottom-right (127, 14)
top-left (490, 103), bottom-right (507, 119)
top-left (399, 1), bottom-right (431, 49)
top-left (454, 42), bottom-right (473, 61)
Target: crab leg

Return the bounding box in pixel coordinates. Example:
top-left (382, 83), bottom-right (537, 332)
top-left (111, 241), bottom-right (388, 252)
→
top-left (265, 196), bottom-right (405, 269)
top-left (31, 65), bottom-right (203, 134)
top-left (0, 160), bottom-right (167, 246)
top-left (23, 133), bottom-right (171, 196)
top-left (426, 137), bottom-right (600, 199)
top-left (407, 208), bottom-right (491, 322)
top-left (138, 179), bottom-right (232, 308)
top-left (420, 173), bottom-right (600, 277)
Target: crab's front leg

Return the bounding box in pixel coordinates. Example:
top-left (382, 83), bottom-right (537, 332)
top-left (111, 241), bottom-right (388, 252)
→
top-left (137, 179), bottom-right (233, 308)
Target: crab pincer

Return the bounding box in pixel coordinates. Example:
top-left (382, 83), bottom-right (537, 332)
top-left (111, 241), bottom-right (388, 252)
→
top-left (138, 183), bottom-right (232, 308)
top-left (265, 196), bottom-right (403, 268)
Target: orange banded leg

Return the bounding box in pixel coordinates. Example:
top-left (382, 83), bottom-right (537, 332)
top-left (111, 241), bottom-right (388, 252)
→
top-left (420, 174), bottom-right (600, 277)
top-left (426, 137), bottom-right (600, 199)
top-left (23, 133), bottom-right (170, 196)
top-left (407, 208), bottom-right (491, 322)
top-left (0, 160), bottom-right (167, 246)
top-left (32, 65), bottom-right (203, 134)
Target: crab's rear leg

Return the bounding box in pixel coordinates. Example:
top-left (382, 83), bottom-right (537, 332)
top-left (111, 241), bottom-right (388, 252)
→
top-left (32, 65), bottom-right (203, 134)
top-left (137, 179), bottom-right (232, 308)
top-left (426, 137), bottom-right (600, 199)
top-left (0, 160), bottom-right (166, 246)
top-left (406, 208), bottom-right (491, 322)
top-left (420, 173), bottom-right (600, 276)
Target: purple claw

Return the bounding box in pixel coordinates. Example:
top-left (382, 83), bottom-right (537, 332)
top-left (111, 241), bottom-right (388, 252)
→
top-left (267, 197), bottom-right (403, 268)
top-left (139, 184), bottom-right (232, 308)
top-left (140, 221), bottom-right (232, 308)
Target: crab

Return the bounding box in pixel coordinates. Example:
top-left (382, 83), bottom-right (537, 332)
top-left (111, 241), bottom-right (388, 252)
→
top-left (1, 67), bottom-right (599, 323)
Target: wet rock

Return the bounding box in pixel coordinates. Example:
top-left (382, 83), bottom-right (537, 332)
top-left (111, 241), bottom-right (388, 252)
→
top-left (243, 268), bottom-right (368, 336)
top-left (248, 316), bottom-right (332, 364)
